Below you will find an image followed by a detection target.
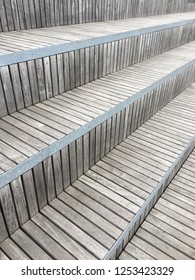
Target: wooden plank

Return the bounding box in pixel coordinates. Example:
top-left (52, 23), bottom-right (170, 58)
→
top-left (4, 115), bottom-right (55, 145)
top-left (79, 174), bottom-right (138, 212)
top-left (41, 205), bottom-right (107, 259)
top-left (11, 229), bottom-right (52, 260)
top-left (22, 170), bottom-right (39, 218)
top-left (27, 60), bottom-right (40, 104)
top-left (52, 151), bottom-right (64, 195)
top-left (61, 145), bottom-right (71, 189)
top-left (131, 235), bottom-right (172, 260)
top-left (66, 185), bottom-right (128, 230)
top-left (33, 163), bottom-right (47, 210)
top-left (58, 191), bottom-right (122, 238)
top-left (43, 56), bottom-right (53, 99)
top-left (86, 168), bottom-right (144, 208)
top-left (0, 238), bottom-right (30, 260)
top-left (19, 108), bottom-right (66, 136)
top-left (0, 210), bottom-right (8, 243)
top-left (22, 220), bottom-right (75, 259)
top-left (124, 243), bottom-right (155, 260)
top-left (0, 249), bottom-right (9, 260)
top-left (148, 211), bottom-right (195, 249)
top-left (83, 132), bottom-right (90, 172)
top-left (119, 251), bottom-right (137, 260)
top-left (0, 66), bottom-right (16, 114)
top-left (43, 157), bottom-right (55, 202)
top-left (91, 163), bottom-right (149, 199)
top-left (9, 64), bottom-right (24, 111)
top-left (32, 212), bottom-right (96, 260)
top-left (141, 222), bottom-right (191, 259)
top-left (10, 177), bottom-right (29, 226)
top-left (50, 198), bottom-right (115, 248)
top-left (76, 136), bottom-right (84, 178)
top-left (18, 62), bottom-right (32, 107)
top-left (35, 58), bottom-right (47, 102)
top-left (0, 76), bottom-right (7, 117)
top-left (0, 185), bottom-right (19, 235)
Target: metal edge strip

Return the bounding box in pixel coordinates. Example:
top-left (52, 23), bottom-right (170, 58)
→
top-left (103, 135), bottom-right (195, 260)
top-left (0, 58), bottom-right (195, 189)
top-left (0, 18), bottom-right (195, 67)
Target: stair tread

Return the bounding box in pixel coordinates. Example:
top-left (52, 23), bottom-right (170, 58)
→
top-left (0, 12), bottom-right (195, 58)
top-left (0, 41), bottom-right (195, 178)
top-left (120, 150), bottom-right (195, 260)
top-left (1, 81), bottom-right (195, 259)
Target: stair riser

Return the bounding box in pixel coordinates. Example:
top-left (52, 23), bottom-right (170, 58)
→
top-left (1, 22), bottom-right (195, 117)
top-left (1, 62), bottom-right (195, 240)
top-left (0, 0), bottom-right (194, 32)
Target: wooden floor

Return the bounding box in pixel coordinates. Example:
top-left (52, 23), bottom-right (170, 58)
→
top-left (119, 150), bottom-right (195, 260)
top-left (0, 12), bottom-right (195, 55)
top-left (1, 80), bottom-right (195, 259)
top-left (0, 41), bottom-right (195, 176)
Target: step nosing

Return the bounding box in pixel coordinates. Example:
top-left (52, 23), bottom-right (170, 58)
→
top-left (1, 18), bottom-right (195, 67)
top-left (0, 58), bottom-right (195, 189)
top-left (104, 135), bottom-right (195, 259)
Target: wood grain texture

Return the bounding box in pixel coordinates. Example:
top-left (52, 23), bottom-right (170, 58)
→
top-left (0, 0), bottom-right (194, 31)
top-left (1, 15), bottom-right (195, 115)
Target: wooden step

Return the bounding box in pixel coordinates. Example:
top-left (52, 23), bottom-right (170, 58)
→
top-left (0, 41), bottom-right (195, 195)
top-left (0, 1), bottom-right (194, 32)
top-left (0, 13), bottom-right (195, 115)
top-left (0, 80), bottom-right (195, 259)
top-left (119, 150), bottom-right (195, 260)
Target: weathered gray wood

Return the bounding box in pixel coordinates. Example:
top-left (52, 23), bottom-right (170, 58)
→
top-left (52, 151), bottom-right (64, 195)
top-left (0, 211), bottom-right (8, 243)
top-left (0, 66), bottom-right (16, 114)
top-left (66, 185), bottom-right (128, 230)
top-left (0, 249), bottom-right (9, 260)
top-left (0, 238), bottom-right (30, 260)
top-left (11, 229), bottom-right (52, 260)
top-left (9, 64), bottom-right (24, 110)
top-left (22, 170), bottom-right (39, 218)
top-left (22, 220), bottom-right (75, 259)
top-left (0, 185), bottom-right (19, 235)
top-left (58, 191), bottom-right (122, 239)
top-left (124, 243), bottom-right (155, 260)
top-left (50, 198), bottom-right (115, 248)
top-left (0, 0), bottom-right (194, 32)
top-left (140, 223), bottom-right (191, 259)
top-left (10, 177), bottom-right (29, 226)
top-left (131, 236), bottom-right (172, 260)
top-left (32, 213), bottom-right (96, 260)
top-left (41, 205), bottom-right (107, 259)
top-left (33, 163), bottom-right (47, 210)
top-left (43, 157), bottom-right (55, 202)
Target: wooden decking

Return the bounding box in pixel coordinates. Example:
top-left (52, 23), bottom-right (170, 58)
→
top-left (1, 1), bottom-right (194, 33)
top-left (1, 80), bottom-right (195, 259)
top-left (0, 12), bottom-right (195, 55)
top-left (0, 41), bottom-right (195, 177)
top-left (119, 151), bottom-right (195, 260)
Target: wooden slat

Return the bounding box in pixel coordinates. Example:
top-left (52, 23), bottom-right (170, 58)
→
top-left (11, 229), bottom-right (52, 260)
top-left (0, 238), bottom-right (30, 260)
top-left (0, 1), bottom-right (194, 32)
top-left (0, 185), bottom-right (19, 235)
top-left (0, 14), bottom-right (195, 114)
top-left (0, 211), bottom-right (8, 244)
top-left (41, 205), bottom-right (107, 259)
top-left (121, 149), bottom-right (195, 260)
top-left (32, 213), bottom-right (96, 260)
top-left (22, 220), bottom-right (75, 260)
top-left (50, 198), bottom-right (115, 249)
top-left (0, 249), bottom-right (9, 260)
